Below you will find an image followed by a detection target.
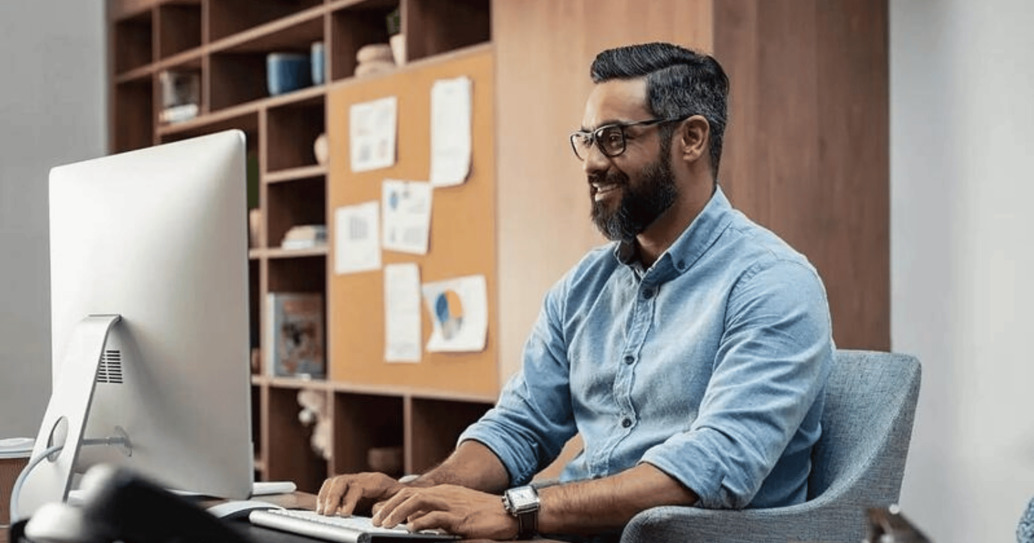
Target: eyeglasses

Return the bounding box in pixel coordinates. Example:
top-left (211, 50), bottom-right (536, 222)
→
top-left (569, 116), bottom-right (689, 161)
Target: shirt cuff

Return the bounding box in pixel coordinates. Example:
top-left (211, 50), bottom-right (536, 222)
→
top-left (639, 428), bottom-right (747, 509)
top-left (458, 418), bottom-right (542, 486)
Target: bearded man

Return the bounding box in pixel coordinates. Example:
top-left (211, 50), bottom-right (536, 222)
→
top-left (317, 42), bottom-right (834, 542)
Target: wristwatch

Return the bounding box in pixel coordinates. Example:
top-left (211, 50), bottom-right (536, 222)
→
top-left (502, 485), bottom-right (540, 539)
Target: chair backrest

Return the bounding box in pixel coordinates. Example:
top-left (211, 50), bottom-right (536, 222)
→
top-left (807, 350), bottom-right (921, 506)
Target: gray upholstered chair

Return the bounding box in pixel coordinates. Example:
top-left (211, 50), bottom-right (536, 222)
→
top-left (620, 350), bottom-right (921, 543)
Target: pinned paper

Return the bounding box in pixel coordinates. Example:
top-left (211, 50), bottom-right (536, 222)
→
top-left (334, 202), bottom-right (381, 275)
top-left (350, 96), bottom-right (398, 172)
top-left (384, 263), bottom-right (422, 363)
top-left (382, 180), bottom-right (433, 255)
top-left (429, 77), bottom-right (472, 187)
top-left (422, 275), bottom-right (487, 353)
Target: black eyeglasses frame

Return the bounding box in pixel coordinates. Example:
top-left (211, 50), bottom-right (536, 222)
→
top-left (569, 115), bottom-right (690, 161)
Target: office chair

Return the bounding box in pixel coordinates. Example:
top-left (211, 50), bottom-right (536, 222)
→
top-left (620, 350), bottom-right (922, 543)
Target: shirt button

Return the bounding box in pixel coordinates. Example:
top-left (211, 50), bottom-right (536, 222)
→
top-left (621, 418), bottom-right (632, 428)
top-left (643, 288), bottom-right (655, 299)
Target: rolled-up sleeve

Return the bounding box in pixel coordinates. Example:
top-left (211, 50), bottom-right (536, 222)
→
top-left (640, 259), bottom-right (833, 509)
top-left (458, 279), bottom-right (579, 486)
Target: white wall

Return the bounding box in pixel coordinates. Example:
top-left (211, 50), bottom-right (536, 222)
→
top-left (891, 0), bottom-right (1034, 540)
top-left (0, 2), bottom-right (106, 436)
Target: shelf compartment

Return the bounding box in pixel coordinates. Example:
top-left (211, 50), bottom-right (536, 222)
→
top-left (207, 10), bottom-right (325, 112)
top-left (332, 393), bottom-right (404, 476)
top-left (329, 0), bottom-right (398, 81)
top-left (213, 7), bottom-right (325, 55)
top-left (268, 253), bottom-right (326, 293)
top-left (266, 99), bottom-right (326, 172)
top-left (403, 0), bottom-right (490, 63)
top-left (208, 0), bottom-right (324, 43)
top-left (267, 386), bottom-right (329, 493)
top-left (114, 9), bottom-right (154, 74)
top-left (158, 1), bottom-right (202, 59)
top-left (209, 52), bottom-right (269, 111)
top-left (266, 176), bottom-right (326, 252)
top-left (407, 398), bottom-right (493, 474)
top-left (112, 79), bottom-right (154, 153)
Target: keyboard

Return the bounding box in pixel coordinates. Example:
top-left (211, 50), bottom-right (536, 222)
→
top-left (248, 509), bottom-right (459, 543)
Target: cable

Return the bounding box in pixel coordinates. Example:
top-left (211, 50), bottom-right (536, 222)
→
top-left (9, 443), bottom-right (63, 525)
top-left (8, 435), bottom-right (131, 524)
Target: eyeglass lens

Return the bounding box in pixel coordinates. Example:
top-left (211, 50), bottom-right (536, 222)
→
top-left (571, 126), bottom-right (626, 160)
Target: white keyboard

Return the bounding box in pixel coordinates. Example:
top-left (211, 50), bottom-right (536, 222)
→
top-left (248, 509), bottom-right (458, 542)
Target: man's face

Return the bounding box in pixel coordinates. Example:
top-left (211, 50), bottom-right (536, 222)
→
top-left (580, 79), bottom-right (679, 242)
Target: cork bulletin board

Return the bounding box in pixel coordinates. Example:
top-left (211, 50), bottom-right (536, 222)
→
top-left (327, 46), bottom-right (497, 398)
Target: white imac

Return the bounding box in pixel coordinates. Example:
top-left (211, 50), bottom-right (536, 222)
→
top-left (15, 130), bottom-right (253, 519)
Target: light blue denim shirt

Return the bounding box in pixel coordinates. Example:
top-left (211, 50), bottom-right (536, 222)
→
top-left (459, 187), bottom-right (834, 509)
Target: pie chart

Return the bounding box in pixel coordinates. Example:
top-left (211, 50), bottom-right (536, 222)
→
top-left (434, 289), bottom-right (464, 340)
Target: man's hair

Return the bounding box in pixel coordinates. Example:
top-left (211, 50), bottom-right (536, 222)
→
top-left (590, 43), bottom-right (729, 179)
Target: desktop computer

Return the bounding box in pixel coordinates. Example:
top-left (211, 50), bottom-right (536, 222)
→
top-left (13, 130), bottom-right (253, 520)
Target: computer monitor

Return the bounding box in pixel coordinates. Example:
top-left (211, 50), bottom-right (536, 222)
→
top-left (16, 130), bottom-right (253, 519)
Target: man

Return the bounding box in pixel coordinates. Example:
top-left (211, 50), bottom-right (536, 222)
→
top-left (317, 42), bottom-right (834, 541)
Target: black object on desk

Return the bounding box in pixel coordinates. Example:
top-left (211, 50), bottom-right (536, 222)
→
top-left (20, 465), bottom-right (253, 543)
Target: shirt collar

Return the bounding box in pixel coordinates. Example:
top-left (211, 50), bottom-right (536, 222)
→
top-left (613, 186), bottom-right (734, 279)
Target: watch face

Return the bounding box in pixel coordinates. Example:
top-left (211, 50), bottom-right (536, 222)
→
top-left (507, 486), bottom-right (539, 510)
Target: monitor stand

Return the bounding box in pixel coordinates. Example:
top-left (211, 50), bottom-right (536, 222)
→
top-left (17, 314), bottom-right (127, 519)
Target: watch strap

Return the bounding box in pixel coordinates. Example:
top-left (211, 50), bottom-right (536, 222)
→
top-left (516, 506), bottom-right (538, 540)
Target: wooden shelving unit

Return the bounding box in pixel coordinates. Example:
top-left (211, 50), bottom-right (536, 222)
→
top-left (107, 0), bottom-right (494, 493)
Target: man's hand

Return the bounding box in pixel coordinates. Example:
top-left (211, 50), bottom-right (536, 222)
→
top-left (316, 472), bottom-right (406, 516)
top-left (371, 484), bottom-right (518, 540)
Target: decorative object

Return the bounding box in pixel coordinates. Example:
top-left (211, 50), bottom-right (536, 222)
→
top-left (386, 7), bottom-right (404, 65)
top-left (297, 390), bottom-right (331, 460)
top-left (266, 52), bottom-right (311, 96)
top-left (313, 132), bottom-right (328, 166)
top-left (248, 208), bottom-right (262, 248)
top-left (311, 41), bottom-right (325, 85)
top-left (354, 43), bottom-right (395, 78)
top-left (390, 34), bottom-right (406, 66)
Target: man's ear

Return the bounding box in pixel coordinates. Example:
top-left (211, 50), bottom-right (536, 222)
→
top-left (677, 115), bottom-right (710, 164)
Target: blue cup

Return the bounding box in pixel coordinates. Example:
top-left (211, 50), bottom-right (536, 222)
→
top-left (311, 41), bottom-right (325, 85)
top-left (266, 52), bottom-right (312, 96)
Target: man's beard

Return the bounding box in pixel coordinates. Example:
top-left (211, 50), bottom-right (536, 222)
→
top-left (590, 153), bottom-right (679, 242)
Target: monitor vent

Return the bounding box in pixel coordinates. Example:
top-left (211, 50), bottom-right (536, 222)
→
top-left (96, 350), bottom-right (123, 384)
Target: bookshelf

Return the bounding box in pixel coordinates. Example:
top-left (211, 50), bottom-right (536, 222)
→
top-left (107, 0), bottom-right (890, 497)
top-left (107, 0), bottom-right (494, 493)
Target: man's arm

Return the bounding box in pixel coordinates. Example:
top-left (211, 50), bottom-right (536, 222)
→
top-left (537, 463), bottom-right (697, 533)
top-left (413, 440), bottom-right (511, 492)
top-left (372, 463), bottom-right (697, 538)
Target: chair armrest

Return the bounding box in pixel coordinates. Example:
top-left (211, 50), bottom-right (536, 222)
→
top-left (621, 498), bottom-right (866, 543)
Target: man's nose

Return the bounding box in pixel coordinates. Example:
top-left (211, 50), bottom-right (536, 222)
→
top-left (582, 143), bottom-right (610, 176)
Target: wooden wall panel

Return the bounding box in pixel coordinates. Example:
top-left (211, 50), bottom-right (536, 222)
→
top-left (715, 0), bottom-right (890, 349)
top-left (492, 0), bottom-right (715, 384)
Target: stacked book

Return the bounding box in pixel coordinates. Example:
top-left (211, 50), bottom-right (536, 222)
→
top-left (281, 224), bottom-right (327, 250)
